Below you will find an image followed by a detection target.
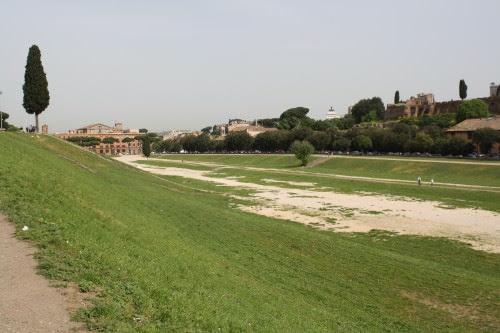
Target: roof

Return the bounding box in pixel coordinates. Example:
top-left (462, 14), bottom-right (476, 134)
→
top-left (76, 123), bottom-right (113, 130)
top-left (447, 116), bottom-right (500, 132)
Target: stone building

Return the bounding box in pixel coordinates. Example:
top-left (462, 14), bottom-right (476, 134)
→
top-left (227, 122), bottom-right (276, 138)
top-left (326, 107), bottom-right (340, 119)
top-left (385, 86), bottom-right (500, 121)
top-left (490, 82), bottom-right (499, 97)
top-left (57, 122), bottom-right (143, 155)
top-left (446, 116), bottom-right (500, 154)
top-left (385, 93), bottom-right (436, 120)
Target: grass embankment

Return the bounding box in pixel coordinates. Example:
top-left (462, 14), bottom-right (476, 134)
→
top-left (158, 154), bottom-right (500, 187)
top-left (142, 158), bottom-right (500, 212)
top-left (0, 133), bottom-right (499, 331)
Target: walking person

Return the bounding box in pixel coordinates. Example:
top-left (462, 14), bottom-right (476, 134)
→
top-left (417, 176), bottom-right (421, 186)
top-left (430, 178), bottom-right (434, 187)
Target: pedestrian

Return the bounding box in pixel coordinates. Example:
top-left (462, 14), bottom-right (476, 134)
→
top-left (430, 178), bottom-right (434, 186)
top-left (417, 176), bottom-right (421, 186)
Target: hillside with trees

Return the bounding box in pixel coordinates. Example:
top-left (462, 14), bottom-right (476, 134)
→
top-left (153, 100), bottom-right (498, 156)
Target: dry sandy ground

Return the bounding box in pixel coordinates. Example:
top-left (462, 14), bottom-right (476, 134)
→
top-left (0, 213), bottom-right (85, 333)
top-left (117, 156), bottom-right (500, 253)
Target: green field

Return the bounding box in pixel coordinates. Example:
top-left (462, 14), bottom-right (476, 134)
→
top-left (0, 133), bottom-right (499, 331)
top-left (157, 154), bottom-right (500, 187)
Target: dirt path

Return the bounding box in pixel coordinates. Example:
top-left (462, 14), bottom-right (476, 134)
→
top-left (306, 156), bottom-right (330, 168)
top-left (0, 213), bottom-right (79, 332)
top-left (116, 156), bottom-right (500, 253)
top-left (131, 156), bottom-right (500, 192)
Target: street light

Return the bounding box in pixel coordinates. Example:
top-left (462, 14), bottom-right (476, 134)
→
top-left (0, 91), bottom-right (3, 130)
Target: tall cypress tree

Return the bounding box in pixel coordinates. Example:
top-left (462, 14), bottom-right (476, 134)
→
top-left (394, 90), bottom-right (400, 104)
top-left (459, 79), bottom-right (467, 100)
top-left (23, 45), bottom-right (50, 132)
top-left (142, 136), bottom-right (151, 158)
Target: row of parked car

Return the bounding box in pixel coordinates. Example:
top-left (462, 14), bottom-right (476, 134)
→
top-left (330, 151), bottom-right (500, 159)
top-left (154, 150), bottom-right (500, 159)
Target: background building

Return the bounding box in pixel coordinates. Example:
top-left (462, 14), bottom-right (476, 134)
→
top-left (446, 116), bottom-right (500, 154)
top-left (326, 107), bottom-right (340, 119)
top-left (57, 122), bottom-right (143, 155)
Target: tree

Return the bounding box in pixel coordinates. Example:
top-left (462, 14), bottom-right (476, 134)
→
top-left (307, 131), bottom-right (331, 151)
top-left (195, 134), bottom-right (211, 152)
top-left (459, 79), bottom-right (467, 100)
top-left (23, 45), bottom-right (50, 132)
top-left (142, 135), bottom-right (151, 157)
top-left (0, 112), bottom-right (10, 129)
top-left (290, 140), bottom-right (314, 166)
top-left (404, 133), bottom-right (434, 153)
top-left (102, 137), bottom-right (118, 144)
top-left (332, 138), bottom-right (351, 151)
top-left (350, 97), bottom-right (385, 123)
top-left (257, 118), bottom-right (279, 128)
top-left (278, 107), bottom-right (314, 130)
top-left (394, 90), bottom-right (400, 104)
top-left (201, 126), bottom-right (212, 134)
top-left (351, 135), bottom-right (373, 152)
top-left (472, 128), bottom-right (499, 154)
top-left (180, 135), bottom-right (198, 152)
top-left (456, 99), bottom-right (489, 122)
top-left (497, 85), bottom-right (500, 97)
top-left (139, 128), bottom-right (148, 133)
top-left (225, 131), bottom-right (254, 151)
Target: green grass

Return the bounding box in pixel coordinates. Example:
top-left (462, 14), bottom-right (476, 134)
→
top-left (0, 133), bottom-right (499, 331)
top-left (310, 157), bottom-right (500, 187)
top-left (157, 153), bottom-right (310, 168)
top-left (157, 154), bottom-right (500, 187)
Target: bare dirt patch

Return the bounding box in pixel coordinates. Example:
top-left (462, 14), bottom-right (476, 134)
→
top-left (0, 213), bottom-right (87, 332)
top-left (116, 156), bottom-right (500, 253)
top-left (401, 291), bottom-right (499, 326)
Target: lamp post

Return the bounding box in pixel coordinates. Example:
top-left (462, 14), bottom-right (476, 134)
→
top-left (0, 91), bottom-right (3, 130)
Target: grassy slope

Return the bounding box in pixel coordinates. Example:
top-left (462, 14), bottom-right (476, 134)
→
top-left (0, 133), bottom-right (499, 332)
top-left (158, 154), bottom-right (500, 187)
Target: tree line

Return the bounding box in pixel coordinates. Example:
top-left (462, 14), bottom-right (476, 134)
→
top-left (152, 100), bottom-right (499, 155)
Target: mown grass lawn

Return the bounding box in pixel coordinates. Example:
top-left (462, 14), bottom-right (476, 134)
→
top-left (0, 133), bottom-right (499, 332)
top-left (158, 154), bottom-right (500, 187)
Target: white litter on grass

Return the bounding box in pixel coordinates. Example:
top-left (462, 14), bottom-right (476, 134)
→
top-left (22, 226), bottom-right (29, 231)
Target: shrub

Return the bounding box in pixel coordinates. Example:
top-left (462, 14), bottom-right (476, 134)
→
top-left (290, 140), bottom-right (314, 166)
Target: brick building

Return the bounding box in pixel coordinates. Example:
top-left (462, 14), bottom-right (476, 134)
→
top-left (56, 123), bottom-right (143, 155)
top-left (446, 116), bottom-right (500, 154)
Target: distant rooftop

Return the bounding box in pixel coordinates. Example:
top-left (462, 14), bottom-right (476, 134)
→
top-left (447, 116), bottom-right (500, 132)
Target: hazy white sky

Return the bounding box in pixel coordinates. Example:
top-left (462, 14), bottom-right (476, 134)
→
top-left (1, 0), bottom-right (499, 133)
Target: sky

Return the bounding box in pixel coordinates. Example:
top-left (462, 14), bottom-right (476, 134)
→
top-left (1, 0), bottom-right (499, 133)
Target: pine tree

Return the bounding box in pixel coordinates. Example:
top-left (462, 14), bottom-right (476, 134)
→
top-left (459, 79), bottom-right (467, 100)
top-left (142, 136), bottom-right (151, 158)
top-left (23, 45), bottom-right (50, 133)
top-left (394, 90), bottom-right (400, 104)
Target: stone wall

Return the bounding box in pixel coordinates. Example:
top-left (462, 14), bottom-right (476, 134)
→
top-left (385, 96), bottom-right (500, 120)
